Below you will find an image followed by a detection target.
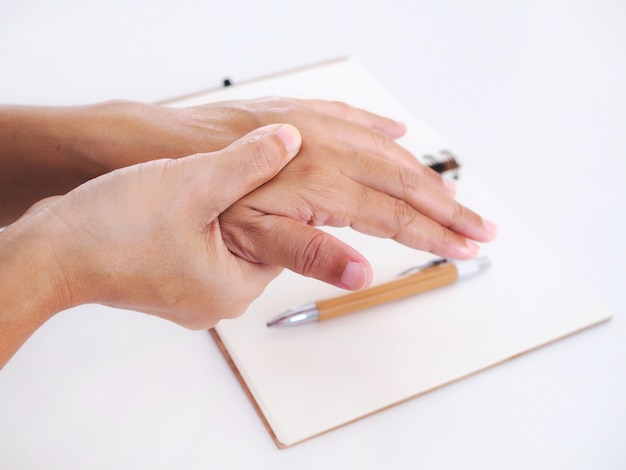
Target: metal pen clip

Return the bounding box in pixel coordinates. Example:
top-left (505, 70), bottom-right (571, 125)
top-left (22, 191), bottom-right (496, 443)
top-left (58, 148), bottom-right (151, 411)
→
top-left (397, 258), bottom-right (448, 277)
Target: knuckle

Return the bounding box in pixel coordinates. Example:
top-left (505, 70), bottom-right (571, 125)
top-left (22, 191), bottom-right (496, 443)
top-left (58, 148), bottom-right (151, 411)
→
top-left (329, 100), bottom-right (351, 118)
top-left (263, 96), bottom-right (304, 118)
top-left (296, 230), bottom-right (332, 278)
top-left (370, 129), bottom-right (394, 155)
top-left (391, 199), bottom-right (419, 237)
top-left (219, 206), bottom-right (265, 263)
top-left (396, 166), bottom-right (422, 195)
top-left (448, 201), bottom-right (467, 227)
top-left (283, 97), bottom-right (303, 111)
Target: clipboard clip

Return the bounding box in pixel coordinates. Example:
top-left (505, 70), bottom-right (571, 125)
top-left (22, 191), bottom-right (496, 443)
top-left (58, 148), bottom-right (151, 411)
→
top-left (397, 258), bottom-right (448, 277)
top-left (424, 150), bottom-right (460, 180)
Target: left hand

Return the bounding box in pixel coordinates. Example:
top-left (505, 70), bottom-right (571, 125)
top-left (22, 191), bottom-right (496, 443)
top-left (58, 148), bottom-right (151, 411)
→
top-left (219, 136), bottom-right (497, 291)
top-left (0, 97), bottom-right (408, 225)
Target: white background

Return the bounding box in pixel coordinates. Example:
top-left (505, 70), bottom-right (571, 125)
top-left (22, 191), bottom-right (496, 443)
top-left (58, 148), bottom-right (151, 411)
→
top-left (1, 1), bottom-right (625, 468)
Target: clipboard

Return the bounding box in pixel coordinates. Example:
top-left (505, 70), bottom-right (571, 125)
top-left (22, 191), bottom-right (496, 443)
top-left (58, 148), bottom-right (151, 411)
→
top-left (165, 58), bottom-right (612, 448)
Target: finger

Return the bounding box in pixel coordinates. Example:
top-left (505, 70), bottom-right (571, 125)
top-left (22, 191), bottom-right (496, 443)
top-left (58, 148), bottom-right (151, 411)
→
top-left (242, 176), bottom-right (482, 260)
top-left (221, 210), bottom-right (373, 291)
top-left (302, 111), bottom-right (454, 196)
top-left (347, 190), bottom-right (483, 260)
top-left (338, 150), bottom-right (497, 242)
top-left (289, 98), bottom-right (452, 196)
top-left (335, 127), bottom-right (454, 194)
top-left (185, 123), bottom-right (301, 217)
top-left (299, 98), bottom-right (407, 138)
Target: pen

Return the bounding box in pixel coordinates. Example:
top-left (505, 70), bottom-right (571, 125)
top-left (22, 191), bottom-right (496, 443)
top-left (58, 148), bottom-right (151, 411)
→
top-left (266, 256), bottom-right (491, 327)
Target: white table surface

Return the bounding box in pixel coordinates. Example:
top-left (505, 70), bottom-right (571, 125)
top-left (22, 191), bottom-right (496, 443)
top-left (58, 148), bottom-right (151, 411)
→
top-left (1, 1), bottom-right (625, 468)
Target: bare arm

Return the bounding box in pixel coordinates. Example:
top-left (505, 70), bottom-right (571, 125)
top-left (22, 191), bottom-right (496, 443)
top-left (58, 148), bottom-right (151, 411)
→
top-left (0, 97), bottom-right (496, 304)
top-left (0, 98), bottom-right (408, 225)
top-left (0, 124), bottom-right (300, 368)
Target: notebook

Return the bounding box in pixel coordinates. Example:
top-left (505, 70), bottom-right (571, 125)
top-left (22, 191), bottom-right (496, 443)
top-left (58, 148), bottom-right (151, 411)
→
top-left (165, 58), bottom-right (612, 448)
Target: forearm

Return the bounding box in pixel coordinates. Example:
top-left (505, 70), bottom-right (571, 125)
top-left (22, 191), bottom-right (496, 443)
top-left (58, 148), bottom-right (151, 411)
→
top-left (0, 104), bottom-right (109, 225)
top-left (0, 215), bottom-right (72, 369)
top-left (0, 123), bottom-right (302, 369)
top-left (0, 100), bottom-right (238, 226)
top-left (0, 97), bottom-right (408, 227)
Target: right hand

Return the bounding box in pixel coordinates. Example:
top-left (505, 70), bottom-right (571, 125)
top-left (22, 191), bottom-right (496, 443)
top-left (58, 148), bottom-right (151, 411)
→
top-left (8, 124), bottom-right (302, 330)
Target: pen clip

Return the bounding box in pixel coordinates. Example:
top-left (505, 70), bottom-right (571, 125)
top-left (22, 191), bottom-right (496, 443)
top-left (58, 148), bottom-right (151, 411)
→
top-left (397, 258), bottom-right (448, 277)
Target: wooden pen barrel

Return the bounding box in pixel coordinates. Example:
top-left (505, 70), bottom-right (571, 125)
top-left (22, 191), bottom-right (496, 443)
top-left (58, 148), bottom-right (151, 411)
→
top-left (317, 263), bottom-right (459, 321)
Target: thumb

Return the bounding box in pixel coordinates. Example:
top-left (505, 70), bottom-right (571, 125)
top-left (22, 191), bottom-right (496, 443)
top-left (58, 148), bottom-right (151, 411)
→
top-left (187, 123), bottom-right (302, 216)
top-left (266, 219), bottom-right (374, 290)
top-left (221, 211), bottom-right (374, 291)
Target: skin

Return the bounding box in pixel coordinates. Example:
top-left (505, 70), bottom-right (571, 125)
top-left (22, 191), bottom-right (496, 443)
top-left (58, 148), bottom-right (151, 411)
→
top-left (0, 98), bottom-right (496, 288)
top-left (0, 98), bottom-right (410, 224)
top-left (0, 124), bottom-right (302, 368)
top-left (0, 98), bottom-right (497, 368)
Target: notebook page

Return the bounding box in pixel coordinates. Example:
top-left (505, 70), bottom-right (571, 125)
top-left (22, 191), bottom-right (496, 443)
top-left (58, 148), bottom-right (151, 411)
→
top-left (168, 59), bottom-right (612, 447)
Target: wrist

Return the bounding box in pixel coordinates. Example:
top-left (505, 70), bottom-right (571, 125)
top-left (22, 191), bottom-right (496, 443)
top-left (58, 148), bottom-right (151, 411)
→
top-left (0, 104), bottom-right (113, 225)
top-left (0, 212), bottom-right (78, 367)
top-left (68, 100), bottom-right (144, 172)
top-left (70, 100), bottom-right (215, 171)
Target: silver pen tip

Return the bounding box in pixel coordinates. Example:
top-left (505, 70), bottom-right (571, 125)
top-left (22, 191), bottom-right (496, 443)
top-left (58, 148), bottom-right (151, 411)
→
top-left (266, 302), bottom-right (319, 328)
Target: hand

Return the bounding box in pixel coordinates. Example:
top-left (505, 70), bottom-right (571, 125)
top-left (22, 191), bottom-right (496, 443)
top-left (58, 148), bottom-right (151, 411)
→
top-left (219, 137), bottom-right (498, 291)
top-left (0, 98), bottom-right (407, 224)
top-left (75, 97), bottom-right (411, 170)
top-left (114, 98), bottom-right (495, 290)
top-left (2, 124), bottom-right (301, 332)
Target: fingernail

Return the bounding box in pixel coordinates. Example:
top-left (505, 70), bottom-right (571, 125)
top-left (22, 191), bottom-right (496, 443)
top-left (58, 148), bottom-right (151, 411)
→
top-left (459, 239), bottom-right (480, 259)
top-left (482, 218), bottom-right (498, 240)
top-left (274, 124), bottom-right (302, 153)
top-left (339, 260), bottom-right (368, 290)
top-left (246, 123), bottom-right (281, 138)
